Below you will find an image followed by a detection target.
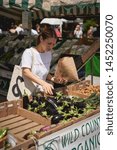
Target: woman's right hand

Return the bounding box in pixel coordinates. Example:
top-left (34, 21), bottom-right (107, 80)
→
top-left (41, 81), bottom-right (54, 95)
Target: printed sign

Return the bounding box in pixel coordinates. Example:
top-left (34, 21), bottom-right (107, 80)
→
top-left (7, 65), bottom-right (37, 101)
top-left (38, 113), bottom-right (100, 150)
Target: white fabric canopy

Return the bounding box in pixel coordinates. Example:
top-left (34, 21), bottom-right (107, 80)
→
top-left (40, 18), bottom-right (67, 25)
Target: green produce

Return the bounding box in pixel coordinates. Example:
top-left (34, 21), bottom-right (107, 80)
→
top-left (0, 128), bottom-right (8, 139)
top-left (26, 91), bottom-right (100, 124)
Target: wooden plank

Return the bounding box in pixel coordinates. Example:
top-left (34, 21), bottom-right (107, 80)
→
top-left (0, 116), bottom-right (25, 127)
top-left (8, 139), bottom-right (35, 150)
top-left (11, 122), bottom-right (39, 134)
top-left (0, 100), bottom-right (22, 117)
top-left (3, 119), bottom-right (33, 130)
top-left (0, 114), bottom-right (19, 122)
top-left (0, 10), bottom-right (21, 20)
top-left (15, 125), bottom-right (44, 139)
top-left (29, 147), bottom-right (36, 150)
top-left (82, 38), bottom-right (100, 63)
top-left (17, 107), bottom-right (51, 126)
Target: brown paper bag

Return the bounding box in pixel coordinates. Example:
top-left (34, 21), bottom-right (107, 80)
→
top-left (54, 57), bottom-right (79, 83)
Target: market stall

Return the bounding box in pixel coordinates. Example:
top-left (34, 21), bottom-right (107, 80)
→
top-left (0, 1), bottom-right (100, 149)
top-left (0, 36), bottom-right (100, 150)
top-left (0, 79), bottom-right (100, 149)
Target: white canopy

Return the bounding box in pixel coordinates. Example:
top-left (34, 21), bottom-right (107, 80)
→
top-left (40, 18), bottom-right (68, 25)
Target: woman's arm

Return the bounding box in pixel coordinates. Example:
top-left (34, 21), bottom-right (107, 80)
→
top-left (22, 68), bottom-right (54, 95)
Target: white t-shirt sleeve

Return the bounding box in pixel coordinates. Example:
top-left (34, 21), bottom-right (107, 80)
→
top-left (20, 48), bottom-right (32, 69)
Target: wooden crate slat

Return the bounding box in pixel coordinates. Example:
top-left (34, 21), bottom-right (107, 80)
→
top-left (3, 119), bottom-right (32, 130)
top-left (17, 107), bottom-right (51, 126)
top-left (0, 116), bottom-right (25, 127)
top-left (0, 100), bottom-right (22, 118)
top-left (15, 125), bottom-right (44, 139)
top-left (82, 38), bottom-right (100, 63)
top-left (10, 122), bottom-right (39, 134)
top-left (0, 114), bottom-right (19, 122)
top-left (28, 147), bottom-right (36, 150)
top-left (9, 139), bottom-right (35, 150)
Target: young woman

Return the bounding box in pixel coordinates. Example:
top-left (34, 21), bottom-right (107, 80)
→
top-left (20, 24), bottom-right (57, 95)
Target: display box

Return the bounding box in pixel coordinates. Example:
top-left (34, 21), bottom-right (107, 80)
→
top-left (0, 82), bottom-right (100, 149)
top-left (0, 100), bottom-right (51, 148)
top-left (55, 80), bottom-right (100, 98)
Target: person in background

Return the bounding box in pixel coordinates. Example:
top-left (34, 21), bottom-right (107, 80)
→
top-left (9, 22), bottom-right (17, 34)
top-left (15, 24), bottom-right (24, 34)
top-left (87, 26), bottom-right (94, 39)
top-left (54, 25), bottom-right (62, 40)
top-left (31, 28), bottom-right (38, 36)
top-left (74, 24), bottom-right (83, 38)
top-left (20, 24), bottom-right (64, 95)
top-left (36, 23), bottom-right (41, 34)
top-left (0, 28), bottom-right (2, 34)
top-left (31, 23), bottom-right (41, 36)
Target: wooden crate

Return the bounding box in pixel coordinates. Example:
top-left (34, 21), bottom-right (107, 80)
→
top-left (7, 107), bottom-right (99, 150)
top-left (56, 80), bottom-right (100, 98)
top-left (55, 80), bottom-right (91, 98)
top-left (8, 138), bottom-right (37, 150)
top-left (33, 108), bottom-right (100, 141)
top-left (66, 80), bottom-right (100, 98)
top-left (0, 100), bottom-right (51, 149)
top-left (0, 96), bottom-right (100, 149)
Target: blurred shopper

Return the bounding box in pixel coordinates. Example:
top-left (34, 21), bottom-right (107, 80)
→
top-left (9, 22), bottom-right (17, 34)
top-left (31, 28), bottom-right (38, 36)
top-left (87, 26), bottom-right (94, 39)
top-left (15, 24), bottom-right (24, 34)
top-left (36, 23), bottom-right (41, 34)
top-left (74, 24), bottom-right (83, 38)
top-left (0, 28), bottom-right (2, 34)
top-left (54, 25), bottom-right (62, 40)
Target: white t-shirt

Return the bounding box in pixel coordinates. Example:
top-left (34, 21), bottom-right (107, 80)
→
top-left (74, 30), bottom-right (83, 38)
top-left (16, 26), bottom-right (24, 34)
top-left (31, 29), bottom-right (38, 35)
top-left (20, 47), bottom-right (52, 81)
top-left (0, 29), bottom-right (2, 34)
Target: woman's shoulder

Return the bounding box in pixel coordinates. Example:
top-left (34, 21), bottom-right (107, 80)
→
top-left (24, 47), bottom-right (35, 54)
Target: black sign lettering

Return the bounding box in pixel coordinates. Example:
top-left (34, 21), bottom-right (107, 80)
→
top-left (12, 76), bottom-right (24, 97)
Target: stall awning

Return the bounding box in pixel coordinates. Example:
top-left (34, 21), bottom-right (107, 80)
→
top-left (0, 0), bottom-right (100, 20)
top-left (50, 2), bottom-right (100, 18)
top-left (0, 0), bottom-right (58, 20)
top-left (0, 0), bottom-right (43, 10)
